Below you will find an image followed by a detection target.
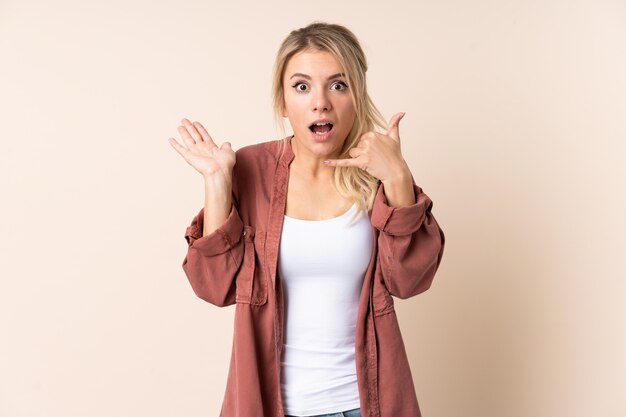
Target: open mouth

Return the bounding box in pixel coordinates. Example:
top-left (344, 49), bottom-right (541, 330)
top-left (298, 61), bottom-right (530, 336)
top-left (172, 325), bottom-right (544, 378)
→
top-left (309, 122), bottom-right (334, 135)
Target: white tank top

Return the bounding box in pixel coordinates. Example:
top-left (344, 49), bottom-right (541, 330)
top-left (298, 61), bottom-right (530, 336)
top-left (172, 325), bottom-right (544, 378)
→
top-left (278, 203), bottom-right (373, 416)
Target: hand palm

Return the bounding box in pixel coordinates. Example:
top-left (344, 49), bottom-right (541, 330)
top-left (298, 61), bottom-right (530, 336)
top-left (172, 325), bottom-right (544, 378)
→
top-left (188, 142), bottom-right (235, 178)
top-left (169, 119), bottom-right (235, 181)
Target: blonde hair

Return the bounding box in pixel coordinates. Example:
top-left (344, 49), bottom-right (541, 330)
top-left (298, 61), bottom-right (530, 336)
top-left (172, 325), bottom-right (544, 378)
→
top-left (271, 22), bottom-right (387, 211)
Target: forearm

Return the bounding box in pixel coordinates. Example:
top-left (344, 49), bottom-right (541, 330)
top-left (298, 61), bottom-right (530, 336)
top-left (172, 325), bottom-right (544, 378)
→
top-left (202, 174), bottom-right (232, 236)
top-left (372, 183), bottom-right (445, 299)
top-left (381, 166), bottom-right (416, 207)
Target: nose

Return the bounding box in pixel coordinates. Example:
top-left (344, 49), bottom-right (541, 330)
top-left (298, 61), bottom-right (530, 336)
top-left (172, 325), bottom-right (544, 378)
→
top-left (311, 88), bottom-right (331, 112)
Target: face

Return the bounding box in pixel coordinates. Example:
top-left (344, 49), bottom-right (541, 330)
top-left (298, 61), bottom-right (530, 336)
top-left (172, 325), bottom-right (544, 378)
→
top-left (281, 49), bottom-right (356, 160)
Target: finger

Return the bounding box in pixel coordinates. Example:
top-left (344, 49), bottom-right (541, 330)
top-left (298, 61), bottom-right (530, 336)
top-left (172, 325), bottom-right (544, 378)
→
top-left (323, 158), bottom-right (362, 168)
top-left (178, 124), bottom-right (198, 146)
top-left (220, 141), bottom-right (232, 150)
top-left (386, 112), bottom-right (405, 142)
top-left (168, 137), bottom-right (190, 158)
top-left (355, 138), bottom-right (368, 149)
top-left (181, 118), bottom-right (202, 143)
top-left (348, 147), bottom-right (362, 158)
top-left (193, 121), bottom-right (218, 149)
top-left (357, 131), bottom-right (375, 148)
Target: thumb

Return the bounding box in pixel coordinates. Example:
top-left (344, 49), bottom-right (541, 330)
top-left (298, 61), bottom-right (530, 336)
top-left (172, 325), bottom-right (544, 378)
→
top-left (220, 141), bottom-right (232, 150)
top-left (386, 112), bottom-right (405, 142)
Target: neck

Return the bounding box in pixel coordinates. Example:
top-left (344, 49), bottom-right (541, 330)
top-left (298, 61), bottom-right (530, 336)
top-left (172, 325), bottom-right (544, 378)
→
top-left (289, 136), bottom-right (340, 181)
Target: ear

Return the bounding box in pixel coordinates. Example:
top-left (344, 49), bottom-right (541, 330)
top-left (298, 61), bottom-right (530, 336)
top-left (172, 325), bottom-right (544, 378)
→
top-left (281, 100), bottom-right (288, 118)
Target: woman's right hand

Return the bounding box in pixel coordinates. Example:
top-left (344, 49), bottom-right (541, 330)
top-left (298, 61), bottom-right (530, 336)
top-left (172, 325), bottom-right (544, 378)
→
top-left (168, 118), bottom-right (236, 183)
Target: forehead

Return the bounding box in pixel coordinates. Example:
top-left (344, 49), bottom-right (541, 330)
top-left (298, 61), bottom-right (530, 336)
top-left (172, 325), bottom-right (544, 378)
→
top-left (284, 49), bottom-right (345, 79)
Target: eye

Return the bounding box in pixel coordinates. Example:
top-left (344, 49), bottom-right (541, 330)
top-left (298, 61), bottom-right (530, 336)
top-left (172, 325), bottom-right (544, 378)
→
top-left (292, 82), bottom-right (308, 92)
top-left (331, 81), bottom-right (348, 91)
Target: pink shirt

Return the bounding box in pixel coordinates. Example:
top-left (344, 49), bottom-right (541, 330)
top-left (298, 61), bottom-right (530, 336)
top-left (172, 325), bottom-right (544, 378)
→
top-left (182, 136), bottom-right (446, 417)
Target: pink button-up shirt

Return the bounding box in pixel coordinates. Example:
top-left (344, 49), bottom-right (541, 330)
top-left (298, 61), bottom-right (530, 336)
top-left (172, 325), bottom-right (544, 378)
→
top-left (182, 136), bottom-right (446, 417)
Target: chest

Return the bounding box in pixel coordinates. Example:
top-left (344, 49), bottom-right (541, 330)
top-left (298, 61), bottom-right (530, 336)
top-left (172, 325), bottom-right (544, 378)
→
top-left (284, 170), bottom-right (353, 220)
top-left (279, 204), bottom-right (373, 278)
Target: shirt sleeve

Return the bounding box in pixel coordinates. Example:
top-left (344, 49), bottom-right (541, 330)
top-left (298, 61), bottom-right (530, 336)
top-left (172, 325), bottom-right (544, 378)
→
top-left (182, 203), bottom-right (245, 307)
top-left (370, 182), bottom-right (446, 299)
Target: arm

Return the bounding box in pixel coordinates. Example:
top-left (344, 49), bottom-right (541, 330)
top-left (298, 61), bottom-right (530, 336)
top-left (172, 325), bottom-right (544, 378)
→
top-left (202, 174), bottom-right (232, 236)
top-left (182, 200), bottom-right (245, 307)
top-left (370, 182), bottom-right (446, 299)
top-left (169, 118), bottom-right (242, 307)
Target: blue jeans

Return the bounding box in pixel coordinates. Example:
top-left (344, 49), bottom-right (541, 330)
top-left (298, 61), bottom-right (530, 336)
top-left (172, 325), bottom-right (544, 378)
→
top-left (285, 408), bottom-right (361, 417)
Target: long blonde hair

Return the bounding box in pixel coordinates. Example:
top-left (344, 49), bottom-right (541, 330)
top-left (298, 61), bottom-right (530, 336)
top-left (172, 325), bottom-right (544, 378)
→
top-left (271, 22), bottom-right (386, 211)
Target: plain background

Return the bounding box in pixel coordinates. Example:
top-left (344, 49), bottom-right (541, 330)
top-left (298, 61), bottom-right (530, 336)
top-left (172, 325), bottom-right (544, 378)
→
top-left (1, 0), bottom-right (624, 416)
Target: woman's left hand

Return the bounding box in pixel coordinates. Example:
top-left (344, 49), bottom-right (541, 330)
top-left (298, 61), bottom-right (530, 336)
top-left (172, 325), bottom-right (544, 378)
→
top-left (324, 112), bottom-right (411, 183)
top-left (324, 112), bottom-right (417, 207)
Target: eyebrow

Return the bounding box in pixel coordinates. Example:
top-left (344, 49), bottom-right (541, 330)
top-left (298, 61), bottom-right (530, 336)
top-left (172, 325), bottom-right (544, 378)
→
top-left (289, 72), bottom-right (346, 80)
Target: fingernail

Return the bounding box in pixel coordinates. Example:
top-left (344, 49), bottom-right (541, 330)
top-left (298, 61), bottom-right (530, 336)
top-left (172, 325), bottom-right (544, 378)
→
top-left (323, 160), bottom-right (331, 165)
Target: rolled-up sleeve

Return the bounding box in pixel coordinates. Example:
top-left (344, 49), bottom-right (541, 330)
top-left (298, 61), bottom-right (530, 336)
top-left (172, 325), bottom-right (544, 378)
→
top-left (371, 183), bottom-right (446, 299)
top-left (185, 204), bottom-right (244, 256)
top-left (182, 204), bottom-right (245, 307)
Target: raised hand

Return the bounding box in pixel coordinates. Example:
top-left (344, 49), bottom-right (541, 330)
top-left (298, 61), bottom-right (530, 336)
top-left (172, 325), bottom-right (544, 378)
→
top-left (168, 118), bottom-right (236, 183)
top-left (323, 112), bottom-right (410, 183)
top-left (324, 112), bottom-right (416, 207)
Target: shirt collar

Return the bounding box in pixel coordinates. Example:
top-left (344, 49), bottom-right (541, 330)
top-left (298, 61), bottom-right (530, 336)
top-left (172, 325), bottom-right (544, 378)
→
top-left (279, 134), bottom-right (296, 168)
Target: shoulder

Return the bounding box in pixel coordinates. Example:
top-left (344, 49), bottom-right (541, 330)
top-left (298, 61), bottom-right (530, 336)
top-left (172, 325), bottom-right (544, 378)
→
top-left (231, 138), bottom-right (286, 196)
top-left (235, 138), bottom-right (285, 167)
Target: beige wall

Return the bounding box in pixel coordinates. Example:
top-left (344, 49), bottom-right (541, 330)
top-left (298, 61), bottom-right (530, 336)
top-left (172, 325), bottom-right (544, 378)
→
top-left (1, 0), bottom-right (624, 416)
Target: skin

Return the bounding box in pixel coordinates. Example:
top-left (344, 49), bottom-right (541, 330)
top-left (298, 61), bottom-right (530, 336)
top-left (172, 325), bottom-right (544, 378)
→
top-left (282, 49), bottom-right (415, 219)
top-left (168, 121), bottom-right (235, 236)
top-left (281, 49), bottom-right (357, 219)
top-left (281, 50), bottom-right (356, 171)
top-left (168, 49), bottom-right (415, 233)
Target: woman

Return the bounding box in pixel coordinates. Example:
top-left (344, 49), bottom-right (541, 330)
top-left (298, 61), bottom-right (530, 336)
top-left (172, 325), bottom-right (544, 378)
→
top-left (169, 22), bottom-right (445, 417)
